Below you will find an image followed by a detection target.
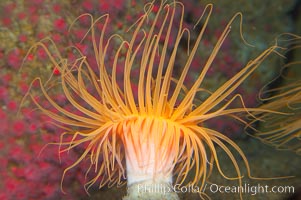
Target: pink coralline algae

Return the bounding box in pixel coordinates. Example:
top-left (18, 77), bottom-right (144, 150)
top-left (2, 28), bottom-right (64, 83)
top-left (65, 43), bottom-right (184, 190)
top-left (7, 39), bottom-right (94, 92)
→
top-left (18, 34), bottom-right (28, 43)
top-left (0, 86), bottom-right (8, 100)
top-left (7, 49), bottom-right (22, 70)
top-left (12, 120), bottom-right (26, 135)
top-left (7, 100), bottom-right (18, 112)
top-left (53, 18), bottom-right (67, 31)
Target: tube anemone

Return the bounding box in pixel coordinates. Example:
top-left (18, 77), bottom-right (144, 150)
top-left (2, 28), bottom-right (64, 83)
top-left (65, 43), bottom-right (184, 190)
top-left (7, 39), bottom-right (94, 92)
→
top-left (24, 1), bottom-right (293, 199)
top-left (249, 50), bottom-right (301, 155)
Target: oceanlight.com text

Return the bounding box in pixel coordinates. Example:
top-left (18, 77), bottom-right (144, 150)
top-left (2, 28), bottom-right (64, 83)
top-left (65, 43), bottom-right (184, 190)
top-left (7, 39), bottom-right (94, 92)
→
top-left (206, 183), bottom-right (294, 196)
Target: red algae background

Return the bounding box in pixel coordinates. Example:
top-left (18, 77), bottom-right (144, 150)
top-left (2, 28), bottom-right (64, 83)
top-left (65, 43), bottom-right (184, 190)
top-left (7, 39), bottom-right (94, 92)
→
top-left (0, 0), bottom-right (300, 199)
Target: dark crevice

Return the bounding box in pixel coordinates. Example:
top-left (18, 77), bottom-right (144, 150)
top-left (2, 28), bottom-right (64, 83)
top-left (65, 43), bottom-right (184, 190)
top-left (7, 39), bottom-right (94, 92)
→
top-left (261, 0), bottom-right (301, 102)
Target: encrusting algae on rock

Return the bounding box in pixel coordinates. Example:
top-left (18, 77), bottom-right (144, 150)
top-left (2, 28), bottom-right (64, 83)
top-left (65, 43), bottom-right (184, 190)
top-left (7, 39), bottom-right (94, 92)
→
top-left (21, 1), bottom-right (300, 199)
